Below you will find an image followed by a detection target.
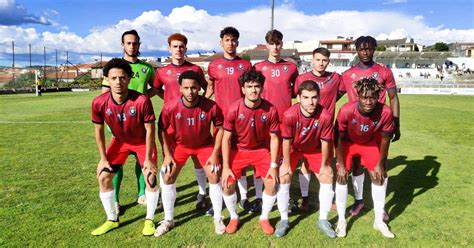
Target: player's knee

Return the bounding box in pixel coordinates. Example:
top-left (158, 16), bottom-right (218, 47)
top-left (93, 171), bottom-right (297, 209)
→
top-left (279, 174), bottom-right (291, 184)
top-left (207, 174), bottom-right (219, 184)
top-left (98, 173), bottom-right (113, 188)
top-left (162, 174), bottom-right (176, 185)
top-left (223, 183), bottom-right (235, 195)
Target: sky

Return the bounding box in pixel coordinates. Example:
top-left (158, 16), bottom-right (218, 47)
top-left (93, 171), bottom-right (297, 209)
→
top-left (0, 0), bottom-right (473, 66)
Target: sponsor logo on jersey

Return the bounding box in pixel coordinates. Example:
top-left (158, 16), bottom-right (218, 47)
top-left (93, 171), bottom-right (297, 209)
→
top-left (351, 73), bottom-right (356, 79)
top-left (261, 114), bottom-right (268, 121)
top-left (373, 120), bottom-right (379, 126)
top-left (262, 66), bottom-right (268, 71)
top-left (176, 113), bottom-right (182, 119)
top-left (238, 113), bottom-right (245, 119)
top-left (106, 108), bottom-right (112, 116)
top-left (199, 111), bottom-right (207, 120)
top-left (218, 64), bottom-right (223, 70)
top-left (129, 106), bottom-right (136, 116)
top-left (166, 70), bottom-right (172, 75)
top-left (142, 68), bottom-right (147, 74)
top-left (351, 118), bottom-right (357, 124)
top-left (313, 121), bottom-right (319, 129)
top-left (282, 65), bottom-right (288, 72)
top-left (238, 64), bottom-right (243, 70)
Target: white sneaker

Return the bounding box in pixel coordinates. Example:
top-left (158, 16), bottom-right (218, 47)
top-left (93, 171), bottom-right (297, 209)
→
top-left (373, 222), bottom-right (395, 238)
top-left (336, 221), bottom-right (347, 238)
top-left (137, 195), bottom-right (147, 206)
top-left (154, 220), bottom-right (174, 237)
top-left (214, 217), bottom-right (225, 235)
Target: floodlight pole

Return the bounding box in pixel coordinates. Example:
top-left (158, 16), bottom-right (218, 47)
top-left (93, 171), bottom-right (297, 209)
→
top-left (271, 0), bottom-right (275, 30)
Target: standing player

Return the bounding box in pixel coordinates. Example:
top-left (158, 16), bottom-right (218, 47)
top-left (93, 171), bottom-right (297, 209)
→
top-left (207, 27), bottom-right (254, 212)
top-left (101, 30), bottom-right (155, 211)
top-left (91, 58), bottom-right (159, 236)
top-left (153, 33), bottom-right (210, 210)
top-left (221, 69), bottom-right (280, 235)
top-left (334, 78), bottom-right (395, 238)
top-left (155, 70), bottom-right (225, 236)
top-left (293, 47), bottom-right (343, 211)
top-left (340, 36), bottom-right (400, 220)
top-left (253, 29), bottom-right (298, 212)
top-left (278, 80), bottom-right (336, 238)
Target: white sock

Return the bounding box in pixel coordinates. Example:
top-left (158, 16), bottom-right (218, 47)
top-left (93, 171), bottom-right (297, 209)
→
top-left (277, 183), bottom-right (290, 220)
top-left (352, 174), bottom-right (365, 200)
top-left (318, 183), bottom-right (334, 220)
top-left (335, 183), bottom-right (348, 223)
top-left (237, 176), bottom-right (248, 200)
top-left (254, 175), bottom-right (263, 199)
top-left (161, 183), bottom-right (176, 221)
top-left (159, 170), bottom-right (165, 188)
top-left (195, 168), bottom-right (207, 195)
top-left (209, 183), bottom-right (223, 220)
top-left (299, 172), bottom-right (311, 197)
top-left (99, 190), bottom-right (117, 221)
top-left (145, 190), bottom-right (159, 220)
top-left (223, 193), bottom-right (238, 219)
top-left (371, 178), bottom-right (387, 223)
top-left (260, 192), bottom-right (277, 220)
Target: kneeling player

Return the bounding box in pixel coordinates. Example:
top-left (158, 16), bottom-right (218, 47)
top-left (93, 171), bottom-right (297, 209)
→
top-left (91, 58), bottom-right (159, 236)
top-left (155, 70), bottom-right (225, 236)
top-left (278, 80), bottom-right (336, 238)
top-left (335, 78), bottom-right (395, 238)
top-left (221, 69), bottom-right (280, 235)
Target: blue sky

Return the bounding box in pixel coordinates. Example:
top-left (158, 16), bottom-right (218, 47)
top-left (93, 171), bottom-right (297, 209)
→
top-left (0, 0), bottom-right (473, 66)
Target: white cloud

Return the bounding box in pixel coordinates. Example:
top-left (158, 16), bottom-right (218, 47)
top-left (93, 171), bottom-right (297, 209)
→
top-left (1, 5), bottom-right (473, 58)
top-left (0, 0), bottom-right (52, 25)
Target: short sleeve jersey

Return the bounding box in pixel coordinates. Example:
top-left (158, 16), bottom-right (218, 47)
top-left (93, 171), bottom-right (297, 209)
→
top-left (223, 99), bottom-right (280, 150)
top-left (341, 63), bottom-right (397, 104)
top-left (254, 60), bottom-right (298, 121)
top-left (159, 96), bottom-right (223, 148)
top-left (153, 61), bottom-right (207, 103)
top-left (102, 59), bottom-right (155, 94)
top-left (336, 101), bottom-right (394, 145)
top-left (281, 103), bottom-right (333, 153)
top-left (294, 71), bottom-right (343, 120)
top-left (208, 57), bottom-right (252, 114)
top-left (92, 90), bottom-right (156, 144)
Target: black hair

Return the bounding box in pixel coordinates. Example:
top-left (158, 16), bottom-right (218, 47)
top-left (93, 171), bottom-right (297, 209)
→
top-left (297, 80), bottom-right (320, 96)
top-left (238, 69), bottom-right (265, 87)
top-left (354, 36), bottom-right (377, 50)
top-left (103, 58), bottom-right (133, 78)
top-left (121, 29), bottom-right (140, 43)
top-left (178, 70), bottom-right (201, 85)
top-left (220, 26), bottom-right (240, 39)
top-left (353, 77), bottom-right (383, 98)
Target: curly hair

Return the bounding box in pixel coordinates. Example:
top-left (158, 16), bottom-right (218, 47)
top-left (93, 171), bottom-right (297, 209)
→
top-left (103, 58), bottom-right (133, 78)
top-left (353, 77), bottom-right (383, 97)
top-left (238, 69), bottom-right (265, 87)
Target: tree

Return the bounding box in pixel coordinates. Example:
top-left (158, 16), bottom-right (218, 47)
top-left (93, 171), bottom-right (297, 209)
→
top-left (376, 46), bottom-right (386, 51)
top-left (434, 42), bottom-right (449, 51)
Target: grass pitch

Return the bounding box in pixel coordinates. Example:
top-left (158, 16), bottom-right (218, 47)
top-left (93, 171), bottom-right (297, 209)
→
top-left (0, 91), bottom-right (473, 247)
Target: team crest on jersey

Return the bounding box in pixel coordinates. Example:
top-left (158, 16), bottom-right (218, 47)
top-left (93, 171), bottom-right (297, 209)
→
top-left (218, 64), bottom-right (223, 70)
top-left (129, 107), bottom-right (137, 116)
top-left (351, 118), bottom-right (357, 124)
top-left (238, 113), bottom-right (245, 119)
top-left (351, 73), bottom-right (356, 79)
top-left (282, 65), bottom-right (288, 72)
top-left (261, 114), bottom-right (268, 122)
top-left (142, 68), bottom-right (147, 74)
top-left (176, 113), bottom-right (182, 119)
top-left (313, 121), bottom-right (319, 129)
top-left (166, 70), bottom-right (172, 75)
top-left (262, 66), bottom-right (268, 71)
top-left (238, 64), bottom-right (244, 70)
top-left (106, 108), bottom-right (112, 116)
top-left (373, 120), bottom-right (379, 126)
top-left (199, 111), bottom-right (207, 120)
top-left (371, 72), bottom-right (380, 80)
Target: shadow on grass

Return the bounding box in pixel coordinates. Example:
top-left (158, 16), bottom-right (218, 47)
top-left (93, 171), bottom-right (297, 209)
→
top-left (385, 155), bottom-right (440, 221)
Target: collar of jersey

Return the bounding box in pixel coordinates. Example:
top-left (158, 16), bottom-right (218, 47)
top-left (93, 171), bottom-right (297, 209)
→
top-left (356, 61), bottom-right (375, 70)
top-left (109, 92), bottom-right (130, 105)
top-left (180, 95), bottom-right (201, 109)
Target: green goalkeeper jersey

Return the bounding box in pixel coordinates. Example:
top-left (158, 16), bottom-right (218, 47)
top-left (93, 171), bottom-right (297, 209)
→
top-left (102, 59), bottom-right (155, 94)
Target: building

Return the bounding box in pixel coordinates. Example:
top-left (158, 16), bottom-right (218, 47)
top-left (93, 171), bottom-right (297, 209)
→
top-left (377, 38), bottom-right (420, 52)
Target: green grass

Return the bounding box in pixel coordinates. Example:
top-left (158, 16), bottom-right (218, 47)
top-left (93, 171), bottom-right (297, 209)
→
top-left (0, 92), bottom-right (473, 247)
